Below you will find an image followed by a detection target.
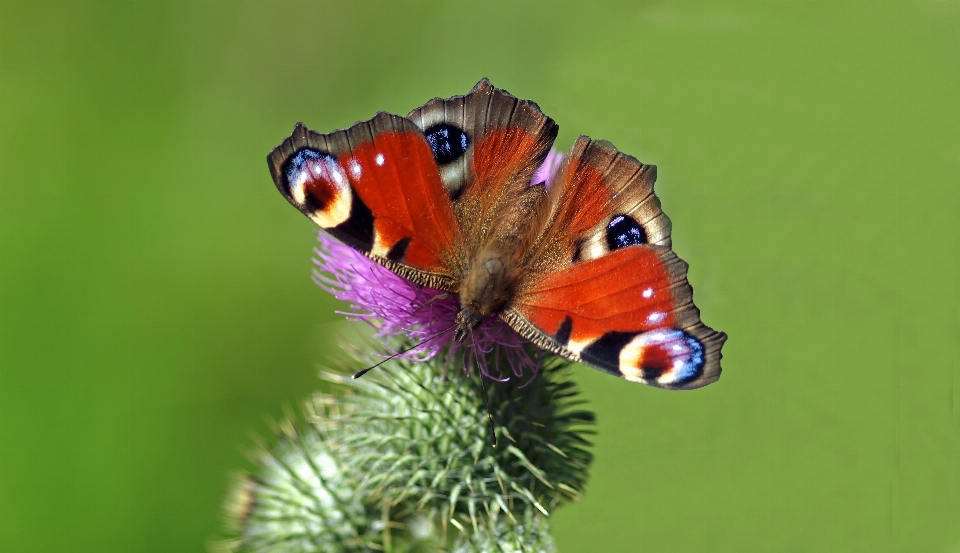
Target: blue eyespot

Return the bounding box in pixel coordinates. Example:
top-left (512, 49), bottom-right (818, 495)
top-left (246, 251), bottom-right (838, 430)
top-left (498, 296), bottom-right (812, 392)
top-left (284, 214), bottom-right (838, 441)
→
top-left (424, 124), bottom-right (469, 165)
top-left (284, 148), bottom-right (336, 189)
top-left (606, 214), bottom-right (647, 250)
top-left (641, 329), bottom-right (704, 385)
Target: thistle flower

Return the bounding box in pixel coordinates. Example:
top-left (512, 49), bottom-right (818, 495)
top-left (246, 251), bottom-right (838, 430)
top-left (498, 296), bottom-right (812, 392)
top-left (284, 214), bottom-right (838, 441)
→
top-left (311, 149), bottom-right (565, 385)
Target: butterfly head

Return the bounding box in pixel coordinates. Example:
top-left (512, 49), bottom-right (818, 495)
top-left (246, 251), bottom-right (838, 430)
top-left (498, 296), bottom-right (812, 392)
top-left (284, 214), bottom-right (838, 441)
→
top-left (454, 306), bottom-right (483, 342)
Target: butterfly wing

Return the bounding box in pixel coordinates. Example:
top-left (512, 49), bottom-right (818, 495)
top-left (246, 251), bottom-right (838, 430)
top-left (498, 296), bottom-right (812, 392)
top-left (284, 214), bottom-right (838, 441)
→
top-left (407, 79), bottom-right (559, 255)
top-left (506, 137), bottom-right (726, 390)
top-left (269, 80), bottom-right (558, 290)
top-left (267, 114), bottom-right (461, 291)
top-left (407, 78), bottom-right (558, 201)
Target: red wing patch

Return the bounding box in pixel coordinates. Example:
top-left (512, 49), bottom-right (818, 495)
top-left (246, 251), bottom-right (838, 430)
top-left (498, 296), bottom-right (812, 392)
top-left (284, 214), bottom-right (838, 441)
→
top-left (471, 128), bottom-right (550, 190)
top-left (267, 116), bottom-right (461, 290)
top-left (515, 246), bottom-right (678, 345)
top-left (510, 245), bottom-right (725, 390)
top-left (342, 130), bottom-right (458, 273)
top-left (546, 156), bottom-right (615, 246)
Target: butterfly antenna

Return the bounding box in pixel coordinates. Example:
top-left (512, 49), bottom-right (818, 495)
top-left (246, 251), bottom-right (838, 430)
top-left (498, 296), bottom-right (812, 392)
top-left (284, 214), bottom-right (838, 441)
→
top-left (352, 325), bottom-right (455, 379)
top-left (471, 328), bottom-right (497, 447)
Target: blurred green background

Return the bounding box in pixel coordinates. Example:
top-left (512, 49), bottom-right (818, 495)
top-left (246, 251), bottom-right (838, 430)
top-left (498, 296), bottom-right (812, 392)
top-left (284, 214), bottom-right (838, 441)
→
top-left (2, 1), bottom-right (959, 551)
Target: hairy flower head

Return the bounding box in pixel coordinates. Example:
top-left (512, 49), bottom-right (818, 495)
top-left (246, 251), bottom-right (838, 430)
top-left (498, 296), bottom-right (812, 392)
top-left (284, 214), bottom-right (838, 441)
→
top-left (220, 350), bottom-right (592, 552)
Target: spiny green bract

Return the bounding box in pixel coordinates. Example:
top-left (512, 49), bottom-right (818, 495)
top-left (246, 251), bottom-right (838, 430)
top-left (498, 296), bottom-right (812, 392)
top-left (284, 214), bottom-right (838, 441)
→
top-left (220, 345), bottom-right (594, 552)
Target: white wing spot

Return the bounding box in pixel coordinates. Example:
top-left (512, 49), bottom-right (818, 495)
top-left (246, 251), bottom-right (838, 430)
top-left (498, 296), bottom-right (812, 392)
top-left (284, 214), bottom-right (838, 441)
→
top-left (375, 153), bottom-right (385, 166)
top-left (642, 288), bottom-right (654, 299)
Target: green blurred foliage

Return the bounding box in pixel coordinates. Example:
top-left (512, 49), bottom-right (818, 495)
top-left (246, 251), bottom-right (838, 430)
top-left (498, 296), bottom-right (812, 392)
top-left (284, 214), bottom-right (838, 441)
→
top-left (1, 1), bottom-right (958, 552)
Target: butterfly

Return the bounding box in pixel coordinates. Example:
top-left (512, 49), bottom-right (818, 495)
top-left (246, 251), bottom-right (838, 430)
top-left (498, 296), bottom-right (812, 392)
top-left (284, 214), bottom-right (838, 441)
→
top-left (267, 79), bottom-right (726, 390)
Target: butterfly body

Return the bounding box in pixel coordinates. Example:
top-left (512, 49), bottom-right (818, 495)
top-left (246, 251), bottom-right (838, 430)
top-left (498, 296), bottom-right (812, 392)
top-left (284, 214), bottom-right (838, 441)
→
top-left (268, 79), bottom-right (726, 390)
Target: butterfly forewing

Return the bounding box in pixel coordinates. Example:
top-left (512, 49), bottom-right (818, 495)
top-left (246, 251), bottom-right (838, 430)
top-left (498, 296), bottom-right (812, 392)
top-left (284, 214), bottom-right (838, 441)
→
top-left (267, 115), bottom-right (461, 291)
top-left (507, 245), bottom-right (724, 390)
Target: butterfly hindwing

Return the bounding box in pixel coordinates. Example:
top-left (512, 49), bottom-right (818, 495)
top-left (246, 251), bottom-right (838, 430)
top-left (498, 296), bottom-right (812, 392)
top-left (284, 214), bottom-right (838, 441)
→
top-left (568, 137), bottom-right (672, 254)
top-left (408, 80), bottom-right (559, 257)
top-left (505, 138), bottom-right (726, 390)
top-left (267, 114), bottom-right (460, 291)
top-left (526, 137), bottom-right (672, 273)
top-left (407, 78), bottom-right (558, 203)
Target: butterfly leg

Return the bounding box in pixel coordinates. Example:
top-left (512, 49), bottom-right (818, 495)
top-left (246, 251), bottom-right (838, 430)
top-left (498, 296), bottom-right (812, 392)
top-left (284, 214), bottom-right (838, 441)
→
top-left (416, 292), bottom-right (452, 308)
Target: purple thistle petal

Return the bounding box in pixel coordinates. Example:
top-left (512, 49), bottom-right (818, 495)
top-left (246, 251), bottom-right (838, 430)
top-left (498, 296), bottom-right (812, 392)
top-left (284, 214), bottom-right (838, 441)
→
top-left (531, 148), bottom-right (564, 188)
top-left (312, 231), bottom-right (541, 383)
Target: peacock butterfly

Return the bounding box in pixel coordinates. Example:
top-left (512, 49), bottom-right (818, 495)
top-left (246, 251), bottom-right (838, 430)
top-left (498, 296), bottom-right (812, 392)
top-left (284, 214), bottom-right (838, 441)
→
top-left (267, 79), bottom-right (726, 390)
